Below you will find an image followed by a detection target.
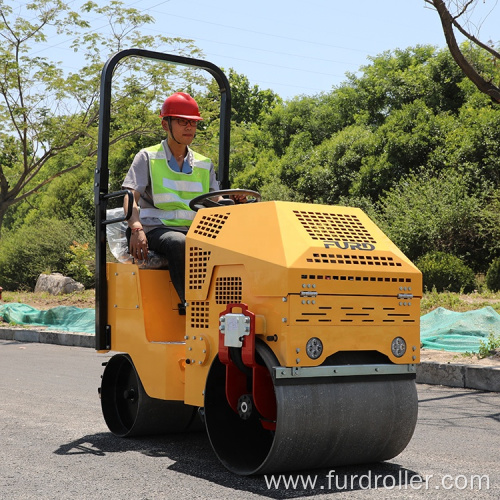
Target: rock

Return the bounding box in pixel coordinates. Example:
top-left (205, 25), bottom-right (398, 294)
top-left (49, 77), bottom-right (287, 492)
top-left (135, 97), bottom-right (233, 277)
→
top-left (34, 273), bottom-right (84, 295)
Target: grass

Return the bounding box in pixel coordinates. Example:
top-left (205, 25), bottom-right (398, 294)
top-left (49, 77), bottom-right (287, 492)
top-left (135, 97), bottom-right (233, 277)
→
top-left (420, 289), bottom-right (500, 315)
top-left (1, 289), bottom-right (95, 309)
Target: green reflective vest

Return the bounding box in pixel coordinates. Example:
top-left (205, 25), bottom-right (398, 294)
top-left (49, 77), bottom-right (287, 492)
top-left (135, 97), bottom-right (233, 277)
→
top-left (143, 143), bottom-right (211, 227)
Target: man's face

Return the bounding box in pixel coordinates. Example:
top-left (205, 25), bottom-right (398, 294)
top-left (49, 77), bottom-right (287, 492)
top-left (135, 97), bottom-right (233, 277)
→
top-left (163, 117), bottom-right (198, 145)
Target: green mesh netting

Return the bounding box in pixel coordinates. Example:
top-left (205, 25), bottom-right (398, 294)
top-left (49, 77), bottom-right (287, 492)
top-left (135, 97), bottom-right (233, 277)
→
top-left (420, 306), bottom-right (500, 353)
top-left (0, 303), bottom-right (95, 334)
top-left (1, 303), bottom-right (499, 351)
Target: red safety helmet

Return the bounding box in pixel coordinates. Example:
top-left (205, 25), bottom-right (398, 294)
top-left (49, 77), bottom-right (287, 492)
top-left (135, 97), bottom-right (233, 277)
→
top-left (159, 92), bottom-right (203, 121)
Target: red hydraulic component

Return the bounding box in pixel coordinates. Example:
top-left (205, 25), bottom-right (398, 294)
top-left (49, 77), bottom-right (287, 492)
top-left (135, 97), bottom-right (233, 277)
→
top-left (218, 303), bottom-right (277, 430)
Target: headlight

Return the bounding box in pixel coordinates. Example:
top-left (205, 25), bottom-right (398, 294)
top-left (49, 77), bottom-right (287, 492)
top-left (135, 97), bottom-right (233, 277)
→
top-left (306, 337), bottom-right (323, 359)
top-left (391, 337), bottom-right (406, 357)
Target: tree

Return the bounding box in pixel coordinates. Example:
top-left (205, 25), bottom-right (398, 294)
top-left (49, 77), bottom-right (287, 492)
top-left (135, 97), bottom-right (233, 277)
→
top-left (351, 100), bottom-right (456, 199)
top-left (263, 94), bottom-right (350, 158)
top-left (196, 69), bottom-right (280, 185)
top-left (225, 69), bottom-right (280, 125)
top-left (426, 0), bottom-right (500, 103)
top-left (250, 46), bottom-right (475, 205)
top-left (0, 0), bottom-right (202, 233)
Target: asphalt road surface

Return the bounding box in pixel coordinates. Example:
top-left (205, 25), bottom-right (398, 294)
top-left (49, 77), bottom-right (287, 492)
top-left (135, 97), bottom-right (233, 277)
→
top-left (1, 340), bottom-right (499, 499)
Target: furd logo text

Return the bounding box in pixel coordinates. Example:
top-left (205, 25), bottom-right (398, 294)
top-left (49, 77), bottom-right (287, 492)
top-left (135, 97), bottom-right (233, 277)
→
top-left (324, 241), bottom-right (376, 251)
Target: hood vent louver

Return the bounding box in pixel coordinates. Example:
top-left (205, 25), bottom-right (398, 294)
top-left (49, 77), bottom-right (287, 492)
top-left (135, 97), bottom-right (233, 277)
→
top-left (294, 210), bottom-right (376, 244)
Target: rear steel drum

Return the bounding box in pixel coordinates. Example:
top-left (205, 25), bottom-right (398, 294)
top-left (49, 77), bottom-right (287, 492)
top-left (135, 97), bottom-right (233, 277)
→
top-left (100, 354), bottom-right (200, 437)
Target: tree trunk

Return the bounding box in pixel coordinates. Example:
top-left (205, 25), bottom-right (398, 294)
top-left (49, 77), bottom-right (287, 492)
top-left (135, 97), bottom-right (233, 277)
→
top-left (430, 0), bottom-right (500, 104)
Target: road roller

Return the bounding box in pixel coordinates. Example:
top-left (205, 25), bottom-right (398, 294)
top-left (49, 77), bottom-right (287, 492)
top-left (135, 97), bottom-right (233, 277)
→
top-left (95, 50), bottom-right (421, 476)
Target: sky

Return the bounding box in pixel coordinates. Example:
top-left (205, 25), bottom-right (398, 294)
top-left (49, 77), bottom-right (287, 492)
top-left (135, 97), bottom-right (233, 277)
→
top-left (15, 0), bottom-right (500, 100)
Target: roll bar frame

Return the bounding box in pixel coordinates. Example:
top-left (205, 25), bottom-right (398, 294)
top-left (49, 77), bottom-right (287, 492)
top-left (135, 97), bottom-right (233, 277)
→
top-left (94, 49), bottom-right (231, 350)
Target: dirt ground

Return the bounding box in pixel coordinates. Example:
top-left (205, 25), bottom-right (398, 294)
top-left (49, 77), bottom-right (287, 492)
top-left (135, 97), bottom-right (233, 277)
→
top-left (420, 348), bottom-right (500, 366)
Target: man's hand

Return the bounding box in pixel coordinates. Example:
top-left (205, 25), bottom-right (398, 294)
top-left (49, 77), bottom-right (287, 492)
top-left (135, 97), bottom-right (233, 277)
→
top-left (129, 228), bottom-right (149, 261)
top-left (125, 189), bottom-right (149, 260)
top-left (230, 193), bottom-right (248, 203)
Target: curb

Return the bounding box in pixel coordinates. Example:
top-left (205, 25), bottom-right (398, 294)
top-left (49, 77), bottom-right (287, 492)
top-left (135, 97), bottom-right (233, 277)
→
top-left (0, 327), bottom-right (94, 349)
top-left (1, 327), bottom-right (499, 392)
top-left (416, 361), bottom-right (500, 392)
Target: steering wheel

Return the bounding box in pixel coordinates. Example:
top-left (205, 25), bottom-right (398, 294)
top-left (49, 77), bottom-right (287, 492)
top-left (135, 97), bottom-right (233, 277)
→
top-left (189, 189), bottom-right (261, 211)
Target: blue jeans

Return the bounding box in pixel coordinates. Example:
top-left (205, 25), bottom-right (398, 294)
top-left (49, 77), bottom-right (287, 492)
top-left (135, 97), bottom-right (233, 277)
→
top-left (146, 227), bottom-right (187, 304)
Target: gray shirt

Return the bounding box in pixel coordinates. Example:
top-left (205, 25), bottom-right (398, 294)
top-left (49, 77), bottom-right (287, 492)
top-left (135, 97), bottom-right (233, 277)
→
top-left (122, 140), bottom-right (219, 232)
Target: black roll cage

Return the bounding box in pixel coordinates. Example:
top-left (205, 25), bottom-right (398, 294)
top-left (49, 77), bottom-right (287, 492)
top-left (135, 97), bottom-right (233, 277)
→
top-left (94, 49), bottom-right (231, 350)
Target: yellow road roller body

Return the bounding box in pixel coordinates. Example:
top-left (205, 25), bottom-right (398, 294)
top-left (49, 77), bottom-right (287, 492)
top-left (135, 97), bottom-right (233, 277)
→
top-left (96, 50), bottom-right (421, 476)
top-left (100, 201), bottom-right (421, 475)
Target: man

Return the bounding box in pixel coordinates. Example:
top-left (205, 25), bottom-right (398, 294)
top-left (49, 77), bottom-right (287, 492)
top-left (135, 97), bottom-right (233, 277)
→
top-left (122, 92), bottom-right (219, 314)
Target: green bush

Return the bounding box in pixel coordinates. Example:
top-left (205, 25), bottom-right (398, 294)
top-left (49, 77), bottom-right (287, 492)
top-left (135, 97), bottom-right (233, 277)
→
top-left (0, 219), bottom-right (86, 291)
top-left (64, 241), bottom-right (95, 289)
top-left (486, 258), bottom-right (500, 292)
top-left (416, 251), bottom-right (476, 293)
top-left (377, 172), bottom-right (490, 272)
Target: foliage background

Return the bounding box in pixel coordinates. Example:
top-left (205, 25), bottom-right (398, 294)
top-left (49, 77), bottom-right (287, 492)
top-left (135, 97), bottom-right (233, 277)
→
top-left (0, 2), bottom-right (499, 293)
